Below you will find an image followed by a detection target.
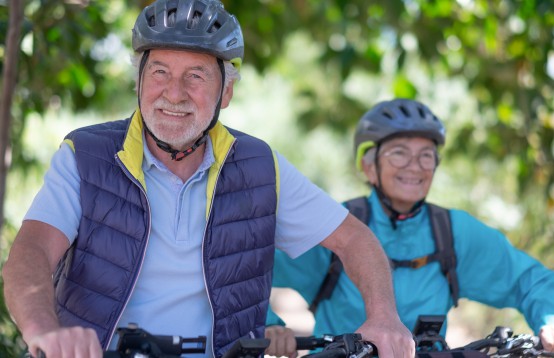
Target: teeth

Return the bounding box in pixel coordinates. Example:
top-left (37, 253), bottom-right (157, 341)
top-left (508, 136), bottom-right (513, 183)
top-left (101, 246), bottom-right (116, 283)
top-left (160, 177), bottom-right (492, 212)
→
top-left (162, 109), bottom-right (186, 117)
top-left (399, 178), bottom-right (422, 184)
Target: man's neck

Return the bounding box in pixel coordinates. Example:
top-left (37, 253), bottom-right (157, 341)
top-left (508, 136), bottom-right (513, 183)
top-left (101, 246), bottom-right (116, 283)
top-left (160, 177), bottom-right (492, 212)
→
top-left (145, 134), bottom-right (206, 183)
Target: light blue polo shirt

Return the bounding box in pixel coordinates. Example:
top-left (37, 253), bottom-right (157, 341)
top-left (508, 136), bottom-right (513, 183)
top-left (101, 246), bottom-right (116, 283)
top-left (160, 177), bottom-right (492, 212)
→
top-left (24, 132), bottom-right (348, 356)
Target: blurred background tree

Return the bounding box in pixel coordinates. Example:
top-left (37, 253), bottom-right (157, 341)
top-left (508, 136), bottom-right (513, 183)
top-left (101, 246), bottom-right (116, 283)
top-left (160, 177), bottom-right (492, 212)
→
top-left (1, 0), bottom-right (553, 355)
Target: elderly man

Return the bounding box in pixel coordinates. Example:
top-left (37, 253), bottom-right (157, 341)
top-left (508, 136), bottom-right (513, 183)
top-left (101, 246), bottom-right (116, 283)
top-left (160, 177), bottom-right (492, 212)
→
top-left (2, 1), bottom-right (414, 358)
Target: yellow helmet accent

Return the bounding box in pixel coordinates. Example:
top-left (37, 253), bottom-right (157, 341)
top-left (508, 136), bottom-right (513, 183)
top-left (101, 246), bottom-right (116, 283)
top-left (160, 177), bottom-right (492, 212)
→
top-left (355, 141), bottom-right (376, 171)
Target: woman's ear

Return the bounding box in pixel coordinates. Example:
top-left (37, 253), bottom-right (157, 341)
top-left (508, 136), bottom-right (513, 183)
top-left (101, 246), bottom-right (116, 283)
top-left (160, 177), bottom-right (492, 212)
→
top-left (361, 159), bottom-right (378, 185)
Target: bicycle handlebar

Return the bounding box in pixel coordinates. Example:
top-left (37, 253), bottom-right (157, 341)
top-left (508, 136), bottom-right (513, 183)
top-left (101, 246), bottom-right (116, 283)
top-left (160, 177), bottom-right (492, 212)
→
top-left (221, 337), bottom-right (270, 358)
top-left (35, 324), bottom-right (207, 358)
top-left (101, 331), bottom-right (377, 358)
top-left (35, 324), bottom-right (554, 358)
top-left (451, 326), bottom-right (554, 358)
top-left (296, 333), bottom-right (377, 358)
top-left (296, 335), bottom-right (332, 350)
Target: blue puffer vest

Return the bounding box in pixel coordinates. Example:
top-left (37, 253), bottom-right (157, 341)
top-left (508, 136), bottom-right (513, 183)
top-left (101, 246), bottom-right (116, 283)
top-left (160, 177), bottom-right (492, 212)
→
top-left (53, 111), bottom-right (277, 357)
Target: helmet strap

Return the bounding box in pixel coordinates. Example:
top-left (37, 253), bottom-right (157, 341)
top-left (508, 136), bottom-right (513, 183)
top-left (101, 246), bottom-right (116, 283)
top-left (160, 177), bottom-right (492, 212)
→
top-left (138, 53), bottom-right (226, 161)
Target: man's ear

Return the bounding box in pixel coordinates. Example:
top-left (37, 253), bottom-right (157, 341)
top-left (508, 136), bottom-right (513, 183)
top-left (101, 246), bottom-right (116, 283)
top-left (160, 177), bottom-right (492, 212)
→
top-left (221, 82), bottom-right (234, 109)
top-left (362, 159), bottom-right (378, 185)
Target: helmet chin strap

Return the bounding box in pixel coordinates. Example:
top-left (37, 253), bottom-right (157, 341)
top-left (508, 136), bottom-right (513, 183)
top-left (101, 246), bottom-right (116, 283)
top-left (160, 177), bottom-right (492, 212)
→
top-left (137, 51), bottom-right (226, 161)
top-left (373, 143), bottom-right (424, 229)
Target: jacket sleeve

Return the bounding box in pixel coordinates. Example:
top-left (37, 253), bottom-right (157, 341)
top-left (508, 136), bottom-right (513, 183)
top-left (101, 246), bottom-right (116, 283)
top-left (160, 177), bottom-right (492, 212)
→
top-left (266, 305), bottom-right (286, 326)
top-left (452, 209), bottom-right (554, 333)
top-left (270, 247), bottom-right (332, 314)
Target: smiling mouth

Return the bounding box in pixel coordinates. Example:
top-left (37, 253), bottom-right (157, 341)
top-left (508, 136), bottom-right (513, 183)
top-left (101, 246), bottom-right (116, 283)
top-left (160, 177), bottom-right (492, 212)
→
top-left (159, 108), bottom-right (189, 117)
top-left (397, 177), bottom-right (423, 185)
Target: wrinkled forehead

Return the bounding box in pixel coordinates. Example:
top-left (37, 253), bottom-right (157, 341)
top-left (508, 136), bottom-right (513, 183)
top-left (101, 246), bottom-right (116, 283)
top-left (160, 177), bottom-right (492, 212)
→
top-left (380, 136), bottom-right (436, 151)
top-left (148, 48), bottom-right (219, 65)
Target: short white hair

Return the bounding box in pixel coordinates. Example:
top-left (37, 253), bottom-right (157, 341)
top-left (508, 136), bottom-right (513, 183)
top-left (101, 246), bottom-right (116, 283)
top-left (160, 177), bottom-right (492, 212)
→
top-left (361, 147), bottom-right (377, 167)
top-left (130, 51), bottom-right (241, 90)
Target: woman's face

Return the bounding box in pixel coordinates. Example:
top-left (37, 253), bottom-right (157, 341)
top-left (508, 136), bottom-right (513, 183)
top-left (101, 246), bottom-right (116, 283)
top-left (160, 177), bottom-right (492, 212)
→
top-left (363, 137), bottom-right (438, 213)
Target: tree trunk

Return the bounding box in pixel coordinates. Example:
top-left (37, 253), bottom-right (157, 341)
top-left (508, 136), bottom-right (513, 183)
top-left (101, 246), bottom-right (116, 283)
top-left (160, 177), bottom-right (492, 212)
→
top-left (0, 0), bottom-right (25, 233)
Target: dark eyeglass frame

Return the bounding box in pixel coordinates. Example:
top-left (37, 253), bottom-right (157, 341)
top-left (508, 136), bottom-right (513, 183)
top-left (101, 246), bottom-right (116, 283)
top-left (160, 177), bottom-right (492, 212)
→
top-left (379, 146), bottom-right (439, 170)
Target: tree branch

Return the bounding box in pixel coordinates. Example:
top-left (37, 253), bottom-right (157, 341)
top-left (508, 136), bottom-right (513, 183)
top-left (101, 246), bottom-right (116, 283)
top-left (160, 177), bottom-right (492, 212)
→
top-left (0, 0), bottom-right (25, 232)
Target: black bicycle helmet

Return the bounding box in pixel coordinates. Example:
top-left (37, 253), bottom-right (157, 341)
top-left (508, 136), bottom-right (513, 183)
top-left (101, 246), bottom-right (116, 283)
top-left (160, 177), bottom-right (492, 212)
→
top-left (132, 0), bottom-right (244, 68)
top-left (354, 98), bottom-right (446, 170)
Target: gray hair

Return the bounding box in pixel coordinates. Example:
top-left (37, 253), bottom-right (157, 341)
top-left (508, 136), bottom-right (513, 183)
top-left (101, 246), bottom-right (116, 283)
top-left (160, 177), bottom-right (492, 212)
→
top-left (361, 147), bottom-right (377, 167)
top-left (130, 52), bottom-right (241, 91)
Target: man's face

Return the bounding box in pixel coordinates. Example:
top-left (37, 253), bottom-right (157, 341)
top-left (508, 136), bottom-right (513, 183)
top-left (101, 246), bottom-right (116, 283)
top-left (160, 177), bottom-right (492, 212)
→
top-left (139, 49), bottom-right (227, 150)
top-left (363, 136), bottom-right (437, 213)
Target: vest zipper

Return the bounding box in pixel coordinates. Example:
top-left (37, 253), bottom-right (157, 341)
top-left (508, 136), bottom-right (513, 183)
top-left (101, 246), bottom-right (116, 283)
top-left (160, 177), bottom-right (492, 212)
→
top-left (202, 138), bottom-right (236, 358)
top-left (104, 153), bottom-right (153, 350)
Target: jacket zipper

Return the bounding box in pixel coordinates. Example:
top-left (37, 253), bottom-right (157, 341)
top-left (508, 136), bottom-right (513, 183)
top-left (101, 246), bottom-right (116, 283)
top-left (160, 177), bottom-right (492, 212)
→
top-left (202, 138), bottom-right (235, 358)
top-left (105, 153), bottom-right (152, 349)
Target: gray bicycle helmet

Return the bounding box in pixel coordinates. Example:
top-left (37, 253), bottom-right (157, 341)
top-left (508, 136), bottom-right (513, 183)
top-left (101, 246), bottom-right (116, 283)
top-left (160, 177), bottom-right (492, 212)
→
top-left (132, 0), bottom-right (244, 68)
top-left (354, 98), bottom-right (446, 170)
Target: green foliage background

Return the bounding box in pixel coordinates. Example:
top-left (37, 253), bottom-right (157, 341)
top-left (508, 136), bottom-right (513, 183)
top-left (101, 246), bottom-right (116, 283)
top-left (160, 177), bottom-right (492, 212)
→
top-left (1, 0), bottom-right (554, 355)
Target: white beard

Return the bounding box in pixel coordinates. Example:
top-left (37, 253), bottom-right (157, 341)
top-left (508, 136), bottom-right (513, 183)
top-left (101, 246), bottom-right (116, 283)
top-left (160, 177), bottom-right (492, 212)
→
top-left (143, 98), bottom-right (214, 150)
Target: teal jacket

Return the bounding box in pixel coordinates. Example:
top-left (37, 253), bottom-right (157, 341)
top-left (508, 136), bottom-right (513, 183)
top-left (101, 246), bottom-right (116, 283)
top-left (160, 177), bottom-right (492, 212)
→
top-left (268, 191), bottom-right (554, 336)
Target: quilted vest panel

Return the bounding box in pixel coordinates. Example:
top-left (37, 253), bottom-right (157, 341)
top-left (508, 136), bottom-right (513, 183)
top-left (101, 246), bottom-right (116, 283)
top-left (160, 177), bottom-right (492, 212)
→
top-left (54, 118), bottom-right (149, 349)
top-left (207, 128), bottom-right (276, 357)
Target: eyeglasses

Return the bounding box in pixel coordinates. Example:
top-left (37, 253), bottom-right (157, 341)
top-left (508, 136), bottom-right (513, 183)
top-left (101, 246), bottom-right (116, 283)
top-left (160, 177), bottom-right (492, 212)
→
top-left (379, 147), bottom-right (438, 170)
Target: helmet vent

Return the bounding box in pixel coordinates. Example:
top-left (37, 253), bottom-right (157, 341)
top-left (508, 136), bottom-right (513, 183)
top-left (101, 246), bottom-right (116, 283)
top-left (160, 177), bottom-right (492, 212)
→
top-left (382, 110), bottom-right (393, 120)
top-left (165, 0), bottom-right (179, 27)
top-left (145, 7), bottom-right (156, 27)
top-left (167, 9), bottom-right (177, 27)
top-left (188, 11), bottom-right (201, 29)
top-left (208, 19), bottom-right (221, 33)
top-left (399, 105), bottom-right (410, 117)
top-left (417, 106), bottom-right (425, 119)
top-left (227, 38), bottom-right (237, 47)
top-left (187, 0), bottom-right (206, 29)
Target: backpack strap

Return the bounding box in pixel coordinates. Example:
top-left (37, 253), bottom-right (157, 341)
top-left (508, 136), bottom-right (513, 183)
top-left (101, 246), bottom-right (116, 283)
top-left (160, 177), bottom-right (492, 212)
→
top-left (427, 203), bottom-right (459, 307)
top-left (343, 196), bottom-right (371, 225)
top-left (309, 199), bottom-right (459, 314)
top-left (308, 252), bottom-right (343, 314)
top-left (308, 196), bottom-right (370, 314)
top-left (390, 204), bottom-right (459, 306)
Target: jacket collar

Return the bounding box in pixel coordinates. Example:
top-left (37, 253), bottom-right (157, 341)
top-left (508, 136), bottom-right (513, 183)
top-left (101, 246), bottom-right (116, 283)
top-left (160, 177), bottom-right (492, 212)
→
top-left (118, 109), bottom-right (146, 189)
top-left (117, 108), bottom-right (237, 216)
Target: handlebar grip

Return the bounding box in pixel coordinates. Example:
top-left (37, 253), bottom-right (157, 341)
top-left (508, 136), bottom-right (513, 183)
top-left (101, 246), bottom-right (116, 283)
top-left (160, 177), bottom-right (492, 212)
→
top-left (37, 349), bottom-right (123, 358)
top-left (305, 347), bottom-right (347, 358)
top-left (296, 336), bottom-right (326, 350)
top-left (462, 338), bottom-right (501, 351)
